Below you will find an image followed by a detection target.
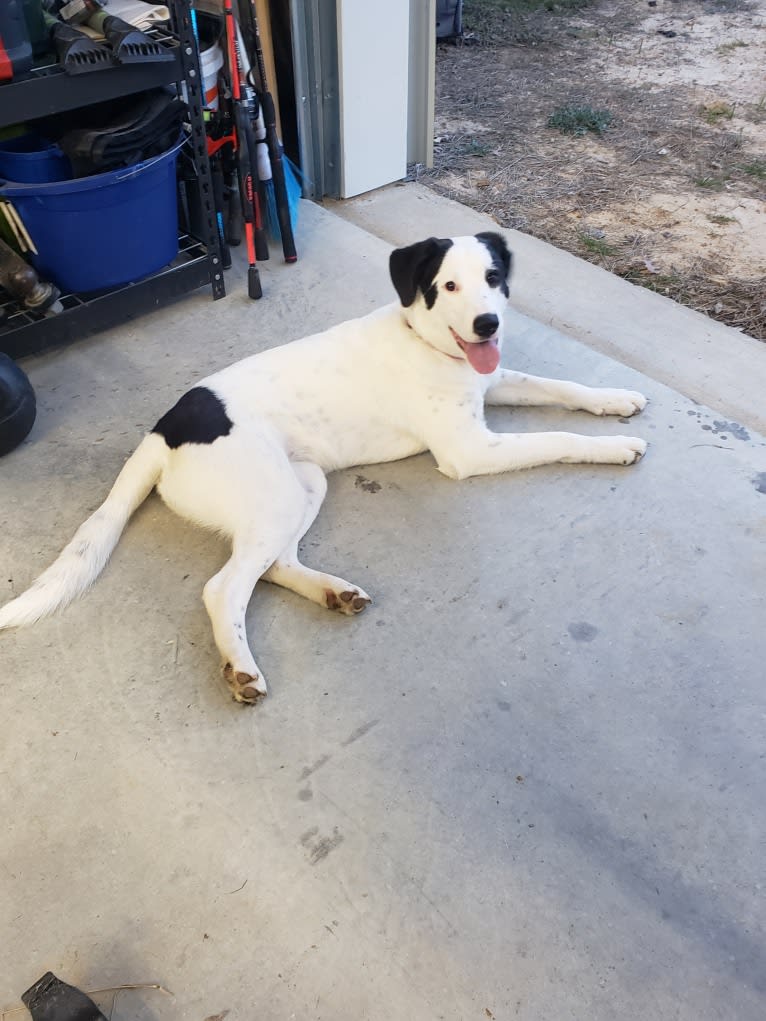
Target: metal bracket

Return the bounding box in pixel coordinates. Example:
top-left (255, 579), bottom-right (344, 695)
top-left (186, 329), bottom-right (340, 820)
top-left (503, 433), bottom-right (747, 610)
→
top-left (173, 0), bottom-right (226, 299)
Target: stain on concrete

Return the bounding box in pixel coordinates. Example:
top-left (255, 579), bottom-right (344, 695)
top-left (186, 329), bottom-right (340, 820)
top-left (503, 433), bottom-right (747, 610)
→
top-left (355, 474), bottom-right (382, 493)
top-left (299, 753), bottom-right (332, 781)
top-left (341, 719), bottom-right (380, 747)
top-left (302, 826), bottom-right (344, 865)
top-left (710, 420), bottom-right (750, 442)
top-left (297, 787), bottom-right (313, 801)
top-left (568, 621), bottom-right (599, 642)
top-left (497, 700), bottom-right (512, 712)
top-left (753, 472), bottom-right (766, 495)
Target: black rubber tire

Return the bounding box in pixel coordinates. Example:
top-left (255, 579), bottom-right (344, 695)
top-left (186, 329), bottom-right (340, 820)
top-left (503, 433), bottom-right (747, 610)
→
top-left (0, 354), bottom-right (36, 457)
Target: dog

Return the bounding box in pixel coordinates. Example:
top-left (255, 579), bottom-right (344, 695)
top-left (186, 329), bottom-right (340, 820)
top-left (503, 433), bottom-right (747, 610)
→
top-left (0, 232), bottom-right (647, 703)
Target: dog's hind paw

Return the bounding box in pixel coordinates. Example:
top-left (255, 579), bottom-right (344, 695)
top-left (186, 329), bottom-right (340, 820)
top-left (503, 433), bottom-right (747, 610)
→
top-left (224, 662), bottom-right (268, 704)
top-left (325, 586), bottom-right (372, 615)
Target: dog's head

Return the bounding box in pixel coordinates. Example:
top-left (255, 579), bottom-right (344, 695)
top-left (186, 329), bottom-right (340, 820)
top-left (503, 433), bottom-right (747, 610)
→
top-left (389, 232), bottom-right (512, 374)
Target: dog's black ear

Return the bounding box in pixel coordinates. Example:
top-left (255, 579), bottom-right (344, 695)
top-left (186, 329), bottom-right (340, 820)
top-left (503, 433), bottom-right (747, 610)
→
top-left (389, 237), bottom-right (453, 308)
top-left (476, 231), bottom-right (512, 282)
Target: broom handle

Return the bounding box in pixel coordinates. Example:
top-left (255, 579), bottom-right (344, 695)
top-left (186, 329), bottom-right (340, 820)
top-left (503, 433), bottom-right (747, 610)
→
top-left (246, 0), bottom-right (297, 263)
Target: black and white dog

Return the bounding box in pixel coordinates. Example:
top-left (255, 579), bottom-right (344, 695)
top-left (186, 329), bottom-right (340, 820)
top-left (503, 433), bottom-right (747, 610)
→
top-left (0, 233), bottom-right (647, 702)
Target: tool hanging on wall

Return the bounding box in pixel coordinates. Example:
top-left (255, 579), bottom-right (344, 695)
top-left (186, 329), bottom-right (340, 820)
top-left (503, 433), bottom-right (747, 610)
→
top-left (205, 115), bottom-right (237, 268)
top-left (222, 0), bottom-right (263, 299)
top-left (221, 134), bottom-right (242, 249)
top-left (243, 0), bottom-right (298, 263)
top-left (232, 20), bottom-right (294, 256)
top-left (230, 22), bottom-right (269, 263)
top-left (197, 59), bottom-right (243, 260)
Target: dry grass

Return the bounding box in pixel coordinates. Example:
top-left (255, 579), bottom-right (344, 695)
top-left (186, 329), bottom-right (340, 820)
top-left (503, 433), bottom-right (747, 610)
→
top-left (424, 0), bottom-right (766, 339)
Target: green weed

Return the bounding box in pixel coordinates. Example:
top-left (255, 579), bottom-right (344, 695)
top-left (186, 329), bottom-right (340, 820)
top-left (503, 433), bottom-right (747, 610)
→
top-left (701, 102), bottom-right (736, 125)
top-left (694, 176), bottom-right (726, 190)
top-left (548, 105), bottom-right (613, 137)
top-left (460, 138), bottom-right (492, 157)
top-left (740, 159), bottom-right (766, 179)
top-left (716, 40), bottom-right (748, 53)
top-left (579, 233), bottom-right (616, 257)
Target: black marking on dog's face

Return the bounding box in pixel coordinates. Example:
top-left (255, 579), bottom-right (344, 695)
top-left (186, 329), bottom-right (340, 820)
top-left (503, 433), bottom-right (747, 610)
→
top-left (476, 231), bottom-right (512, 297)
top-left (152, 386), bottom-right (233, 449)
top-left (389, 237), bottom-right (453, 308)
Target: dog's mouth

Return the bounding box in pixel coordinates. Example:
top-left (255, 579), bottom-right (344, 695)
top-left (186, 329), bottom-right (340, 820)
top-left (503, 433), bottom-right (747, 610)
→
top-left (450, 327), bottom-right (500, 375)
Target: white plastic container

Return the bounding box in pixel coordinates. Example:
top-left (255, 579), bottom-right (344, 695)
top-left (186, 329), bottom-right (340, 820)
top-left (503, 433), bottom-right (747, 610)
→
top-left (200, 42), bottom-right (224, 110)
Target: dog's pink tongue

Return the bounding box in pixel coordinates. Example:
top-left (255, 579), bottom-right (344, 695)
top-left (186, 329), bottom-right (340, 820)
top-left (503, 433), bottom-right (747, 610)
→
top-left (464, 338), bottom-right (500, 374)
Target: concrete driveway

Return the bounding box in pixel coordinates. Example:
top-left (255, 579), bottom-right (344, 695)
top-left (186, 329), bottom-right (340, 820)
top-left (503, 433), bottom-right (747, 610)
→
top-left (1, 191), bottom-right (764, 1021)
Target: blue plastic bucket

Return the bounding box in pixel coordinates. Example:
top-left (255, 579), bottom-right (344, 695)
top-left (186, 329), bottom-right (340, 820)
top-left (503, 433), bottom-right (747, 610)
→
top-left (0, 133), bottom-right (72, 184)
top-left (0, 136), bottom-right (186, 293)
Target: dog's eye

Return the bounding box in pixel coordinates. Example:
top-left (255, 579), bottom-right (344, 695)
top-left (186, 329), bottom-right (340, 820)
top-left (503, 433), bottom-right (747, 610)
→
top-left (486, 270), bottom-right (501, 286)
top-left (445, 281), bottom-right (457, 292)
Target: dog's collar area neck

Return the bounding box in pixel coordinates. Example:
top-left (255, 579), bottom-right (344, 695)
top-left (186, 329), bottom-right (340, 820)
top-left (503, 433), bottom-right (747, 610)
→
top-left (404, 315), bottom-right (464, 363)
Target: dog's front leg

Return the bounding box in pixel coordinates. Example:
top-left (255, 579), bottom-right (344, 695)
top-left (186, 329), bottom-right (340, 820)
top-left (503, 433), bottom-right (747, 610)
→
top-left (429, 423), bottom-right (646, 481)
top-left (485, 369), bottom-right (646, 418)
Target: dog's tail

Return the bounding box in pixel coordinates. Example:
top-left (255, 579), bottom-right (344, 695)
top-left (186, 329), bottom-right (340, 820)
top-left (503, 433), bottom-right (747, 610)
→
top-left (0, 433), bottom-right (167, 630)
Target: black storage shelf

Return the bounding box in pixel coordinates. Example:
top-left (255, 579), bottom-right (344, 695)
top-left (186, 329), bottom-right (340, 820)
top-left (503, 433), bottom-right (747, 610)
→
top-left (0, 26), bottom-right (182, 124)
top-left (0, 1), bottom-right (225, 362)
top-left (0, 235), bottom-right (210, 360)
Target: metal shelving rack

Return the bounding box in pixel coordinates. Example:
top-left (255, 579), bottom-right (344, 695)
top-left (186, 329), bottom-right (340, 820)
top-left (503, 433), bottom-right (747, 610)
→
top-left (0, 0), bottom-right (225, 360)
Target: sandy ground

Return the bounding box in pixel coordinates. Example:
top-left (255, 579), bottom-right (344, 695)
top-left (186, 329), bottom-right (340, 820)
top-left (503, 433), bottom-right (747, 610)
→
top-left (424, 0), bottom-right (766, 338)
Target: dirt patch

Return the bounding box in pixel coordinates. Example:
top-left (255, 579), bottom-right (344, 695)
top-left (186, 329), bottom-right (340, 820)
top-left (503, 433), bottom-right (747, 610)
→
top-left (422, 0), bottom-right (766, 338)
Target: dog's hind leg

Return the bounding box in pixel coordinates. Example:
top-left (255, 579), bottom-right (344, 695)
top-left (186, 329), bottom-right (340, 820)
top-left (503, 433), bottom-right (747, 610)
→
top-left (157, 426), bottom-right (314, 702)
top-left (159, 433), bottom-right (306, 704)
top-left (203, 520), bottom-right (300, 704)
top-left (263, 461), bottom-right (371, 615)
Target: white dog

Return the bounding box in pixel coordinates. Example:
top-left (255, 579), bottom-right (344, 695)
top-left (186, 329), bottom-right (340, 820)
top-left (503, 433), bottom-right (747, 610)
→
top-left (0, 233), bottom-right (647, 702)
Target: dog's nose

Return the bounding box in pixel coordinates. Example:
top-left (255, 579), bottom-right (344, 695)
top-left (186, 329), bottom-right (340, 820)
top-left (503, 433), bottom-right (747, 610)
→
top-left (473, 313), bottom-right (499, 339)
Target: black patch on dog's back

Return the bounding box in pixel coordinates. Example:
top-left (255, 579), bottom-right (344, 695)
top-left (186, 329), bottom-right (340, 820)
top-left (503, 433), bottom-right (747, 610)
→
top-left (389, 237), bottom-right (453, 308)
top-left (152, 386), bottom-right (233, 449)
top-left (476, 231), bottom-right (512, 298)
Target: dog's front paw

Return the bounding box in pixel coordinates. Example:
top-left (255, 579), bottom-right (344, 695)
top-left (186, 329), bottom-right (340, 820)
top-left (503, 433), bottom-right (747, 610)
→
top-left (607, 435), bottom-right (648, 465)
top-left (586, 388), bottom-right (647, 418)
top-left (224, 662), bottom-right (268, 704)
